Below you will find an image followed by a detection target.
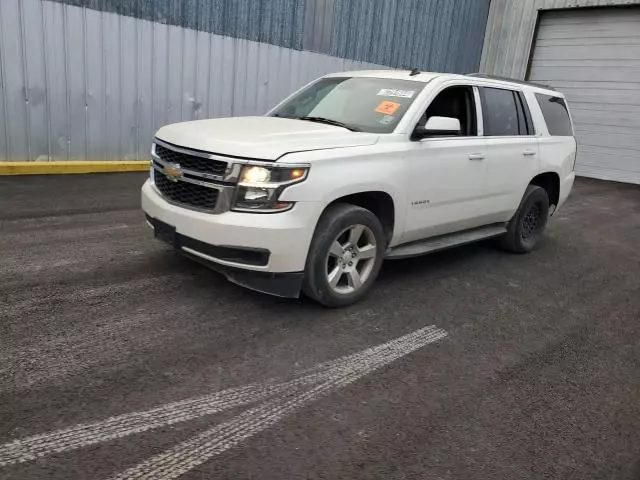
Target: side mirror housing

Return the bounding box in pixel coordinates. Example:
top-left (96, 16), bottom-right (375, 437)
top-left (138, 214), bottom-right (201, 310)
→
top-left (412, 116), bottom-right (461, 140)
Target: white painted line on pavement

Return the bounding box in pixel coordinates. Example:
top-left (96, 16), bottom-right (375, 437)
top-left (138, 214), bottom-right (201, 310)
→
top-left (108, 326), bottom-right (447, 480)
top-left (0, 325), bottom-right (447, 476)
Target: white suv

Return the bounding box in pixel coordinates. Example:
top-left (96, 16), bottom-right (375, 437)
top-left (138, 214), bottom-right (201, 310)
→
top-left (142, 70), bottom-right (576, 307)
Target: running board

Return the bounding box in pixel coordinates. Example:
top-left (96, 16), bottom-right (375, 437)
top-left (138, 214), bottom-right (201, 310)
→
top-left (386, 225), bottom-right (507, 259)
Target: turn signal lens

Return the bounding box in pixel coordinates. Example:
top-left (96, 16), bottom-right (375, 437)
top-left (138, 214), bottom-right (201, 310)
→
top-left (290, 168), bottom-right (305, 180)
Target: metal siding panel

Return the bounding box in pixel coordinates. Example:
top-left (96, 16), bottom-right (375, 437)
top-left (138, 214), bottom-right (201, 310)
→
top-left (445, 0), bottom-right (463, 72)
top-left (219, 35), bottom-right (235, 117)
top-left (180, 27), bottom-right (198, 122)
top-left (254, 42), bottom-right (270, 114)
top-left (432, 0), bottom-right (453, 71)
top-left (207, 32), bottom-right (223, 118)
top-left (43, 1), bottom-right (70, 160)
top-left (421, 0), bottom-right (439, 70)
top-left (0, 0), bottom-right (29, 160)
top-left (287, 46), bottom-right (302, 98)
top-left (327, 0), bottom-right (491, 70)
top-left (152, 21), bottom-right (169, 132)
top-left (0, 5), bottom-right (10, 159)
top-left (119, 14), bottom-right (138, 160)
top-left (193, 30), bottom-right (209, 120)
top-left (137, 18), bottom-right (154, 159)
top-left (165, 24), bottom-right (182, 125)
top-left (65, 5), bottom-right (87, 160)
top-left (265, 43), bottom-right (282, 112)
top-left (232, 39), bottom-right (249, 116)
top-left (21, 0), bottom-right (49, 160)
top-left (103, 9), bottom-right (122, 160)
top-left (303, 0), bottom-right (334, 53)
top-left (470, 0), bottom-right (493, 73)
top-left (85, 7), bottom-right (104, 159)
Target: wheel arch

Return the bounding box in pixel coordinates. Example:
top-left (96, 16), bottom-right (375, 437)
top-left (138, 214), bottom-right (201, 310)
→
top-left (529, 172), bottom-right (560, 211)
top-left (323, 189), bottom-right (398, 245)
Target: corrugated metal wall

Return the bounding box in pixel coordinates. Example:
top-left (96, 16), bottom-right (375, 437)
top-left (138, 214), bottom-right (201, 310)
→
top-left (480, 0), bottom-right (640, 79)
top-left (330, 0), bottom-right (490, 72)
top-left (47, 0), bottom-right (491, 70)
top-left (0, 0), bottom-right (491, 162)
top-left (49, 0), bottom-right (309, 50)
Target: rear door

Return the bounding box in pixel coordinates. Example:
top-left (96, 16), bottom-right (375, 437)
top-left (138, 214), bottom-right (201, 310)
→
top-left (478, 86), bottom-right (539, 221)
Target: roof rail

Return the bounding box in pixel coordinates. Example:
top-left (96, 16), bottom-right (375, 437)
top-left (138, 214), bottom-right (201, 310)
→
top-left (466, 73), bottom-right (556, 91)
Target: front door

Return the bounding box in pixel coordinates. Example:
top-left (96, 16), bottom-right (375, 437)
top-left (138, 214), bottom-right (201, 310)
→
top-left (402, 85), bottom-right (494, 243)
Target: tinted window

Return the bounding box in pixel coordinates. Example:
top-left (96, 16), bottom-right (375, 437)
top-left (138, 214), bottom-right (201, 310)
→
top-left (417, 86), bottom-right (477, 136)
top-left (480, 87), bottom-right (520, 136)
top-left (536, 94), bottom-right (573, 136)
top-left (271, 77), bottom-right (425, 134)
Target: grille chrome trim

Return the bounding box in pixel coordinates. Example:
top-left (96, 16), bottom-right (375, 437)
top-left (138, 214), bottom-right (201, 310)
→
top-left (150, 177), bottom-right (235, 215)
top-left (151, 161), bottom-right (223, 190)
top-left (150, 138), bottom-right (311, 215)
top-left (151, 141), bottom-right (242, 183)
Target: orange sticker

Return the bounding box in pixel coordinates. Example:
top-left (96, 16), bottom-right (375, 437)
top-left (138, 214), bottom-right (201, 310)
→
top-left (375, 100), bottom-right (401, 115)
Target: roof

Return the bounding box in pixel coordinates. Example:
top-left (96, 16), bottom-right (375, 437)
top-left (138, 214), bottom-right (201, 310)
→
top-left (323, 69), bottom-right (560, 95)
top-left (324, 70), bottom-right (443, 83)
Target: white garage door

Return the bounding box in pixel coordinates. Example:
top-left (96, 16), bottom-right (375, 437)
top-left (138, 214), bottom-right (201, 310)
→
top-left (528, 8), bottom-right (640, 184)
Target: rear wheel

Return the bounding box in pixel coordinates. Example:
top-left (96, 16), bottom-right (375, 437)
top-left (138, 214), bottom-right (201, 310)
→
top-left (501, 185), bottom-right (550, 253)
top-left (303, 203), bottom-right (386, 307)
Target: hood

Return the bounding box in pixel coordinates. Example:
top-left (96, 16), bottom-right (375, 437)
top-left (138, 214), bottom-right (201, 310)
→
top-left (155, 116), bottom-right (379, 160)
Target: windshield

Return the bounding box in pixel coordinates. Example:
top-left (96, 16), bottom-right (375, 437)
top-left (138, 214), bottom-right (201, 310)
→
top-left (270, 77), bottom-right (426, 134)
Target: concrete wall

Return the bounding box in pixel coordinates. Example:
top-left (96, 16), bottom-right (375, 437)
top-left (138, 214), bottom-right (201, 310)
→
top-left (0, 0), bottom-right (491, 162)
top-left (480, 0), bottom-right (640, 79)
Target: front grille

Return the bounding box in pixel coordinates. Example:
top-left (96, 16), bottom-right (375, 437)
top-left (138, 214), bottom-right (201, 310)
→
top-left (155, 143), bottom-right (227, 176)
top-left (154, 173), bottom-right (219, 211)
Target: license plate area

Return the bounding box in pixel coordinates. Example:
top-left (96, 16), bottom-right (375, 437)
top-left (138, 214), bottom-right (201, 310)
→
top-left (153, 218), bottom-right (177, 246)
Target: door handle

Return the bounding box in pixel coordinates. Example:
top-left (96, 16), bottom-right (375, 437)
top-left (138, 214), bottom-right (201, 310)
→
top-left (523, 150), bottom-right (537, 156)
top-left (468, 153), bottom-right (485, 161)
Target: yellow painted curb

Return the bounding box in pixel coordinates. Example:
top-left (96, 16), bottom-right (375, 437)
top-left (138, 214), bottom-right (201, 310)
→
top-left (0, 161), bottom-right (150, 175)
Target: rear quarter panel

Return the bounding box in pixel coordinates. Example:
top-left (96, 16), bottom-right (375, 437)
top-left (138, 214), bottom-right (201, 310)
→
top-left (524, 89), bottom-right (577, 207)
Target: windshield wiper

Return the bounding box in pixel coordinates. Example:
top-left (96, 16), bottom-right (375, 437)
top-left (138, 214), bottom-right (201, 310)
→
top-left (297, 116), bottom-right (361, 132)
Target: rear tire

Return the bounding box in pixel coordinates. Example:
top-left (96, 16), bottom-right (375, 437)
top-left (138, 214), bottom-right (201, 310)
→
top-left (501, 185), bottom-right (549, 253)
top-left (303, 203), bottom-right (386, 307)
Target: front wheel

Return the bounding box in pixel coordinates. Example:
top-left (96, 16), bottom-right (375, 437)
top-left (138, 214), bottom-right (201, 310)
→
top-left (303, 203), bottom-right (386, 307)
top-left (501, 185), bottom-right (550, 253)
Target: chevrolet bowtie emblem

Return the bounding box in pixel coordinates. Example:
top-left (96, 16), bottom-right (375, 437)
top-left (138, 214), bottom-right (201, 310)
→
top-left (164, 163), bottom-right (182, 181)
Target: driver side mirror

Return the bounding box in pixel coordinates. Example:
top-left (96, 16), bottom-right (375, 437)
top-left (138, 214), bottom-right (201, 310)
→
top-left (412, 116), bottom-right (461, 140)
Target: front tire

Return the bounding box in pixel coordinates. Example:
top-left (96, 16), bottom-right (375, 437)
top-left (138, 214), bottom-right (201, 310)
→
top-left (303, 203), bottom-right (386, 307)
top-left (501, 185), bottom-right (550, 253)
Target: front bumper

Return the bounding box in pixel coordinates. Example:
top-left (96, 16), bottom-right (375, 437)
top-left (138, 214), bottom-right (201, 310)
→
top-left (147, 214), bottom-right (304, 297)
top-left (142, 180), bottom-right (323, 295)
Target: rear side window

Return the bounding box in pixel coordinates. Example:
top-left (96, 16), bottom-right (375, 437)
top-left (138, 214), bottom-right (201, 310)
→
top-left (535, 94), bottom-right (573, 136)
top-left (480, 87), bottom-right (532, 136)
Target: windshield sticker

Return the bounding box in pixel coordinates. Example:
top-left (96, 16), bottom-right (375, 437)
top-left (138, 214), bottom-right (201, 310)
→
top-left (377, 88), bottom-right (415, 98)
top-left (375, 101), bottom-right (401, 115)
top-left (379, 115), bottom-right (395, 125)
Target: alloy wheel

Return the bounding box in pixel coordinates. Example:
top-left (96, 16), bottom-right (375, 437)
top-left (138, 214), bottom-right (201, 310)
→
top-left (325, 224), bottom-right (377, 295)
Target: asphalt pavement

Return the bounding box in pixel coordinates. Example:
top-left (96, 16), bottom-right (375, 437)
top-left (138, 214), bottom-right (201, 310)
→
top-left (1, 173), bottom-right (639, 480)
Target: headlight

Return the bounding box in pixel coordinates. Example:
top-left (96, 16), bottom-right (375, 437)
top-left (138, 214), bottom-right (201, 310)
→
top-left (233, 165), bottom-right (309, 212)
